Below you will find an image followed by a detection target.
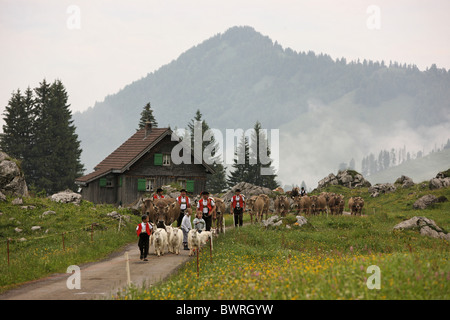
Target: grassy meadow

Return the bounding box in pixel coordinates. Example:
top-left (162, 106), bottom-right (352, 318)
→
top-left (0, 197), bottom-right (141, 293)
top-left (115, 183), bottom-right (450, 300)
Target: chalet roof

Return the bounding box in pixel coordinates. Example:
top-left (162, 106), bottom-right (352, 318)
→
top-left (75, 127), bottom-right (214, 185)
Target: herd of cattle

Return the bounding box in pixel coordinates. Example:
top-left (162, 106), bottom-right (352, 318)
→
top-left (140, 191), bottom-right (365, 230)
top-left (139, 191), bottom-right (365, 257)
top-left (247, 192), bottom-right (365, 222)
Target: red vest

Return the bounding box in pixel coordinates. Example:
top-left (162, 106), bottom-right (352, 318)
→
top-left (177, 196), bottom-right (190, 206)
top-left (198, 198), bottom-right (213, 212)
top-left (232, 195), bottom-right (244, 208)
top-left (136, 223), bottom-right (151, 236)
top-left (153, 194), bottom-right (165, 200)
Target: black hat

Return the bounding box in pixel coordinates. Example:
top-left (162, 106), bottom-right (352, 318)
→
top-left (201, 191), bottom-right (209, 195)
top-left (156, 188), bottom-right (163, 193)
top-left (180, 189), bottom-right (187, 193)
top-left (235, 189), bottom-right (241, 192)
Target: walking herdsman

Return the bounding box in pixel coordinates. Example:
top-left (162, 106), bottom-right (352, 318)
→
top-left (176, 189), bottom-right (192, 227)
top-left (197, 191), bottom-right (216, 231)
top-left (230, 188), bottom-right (245, 227)
top-left (153, 188), bottom-right (165, 200)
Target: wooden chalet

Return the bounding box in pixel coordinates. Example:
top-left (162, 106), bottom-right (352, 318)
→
top-left (75, 124), bottom-right (214, 206)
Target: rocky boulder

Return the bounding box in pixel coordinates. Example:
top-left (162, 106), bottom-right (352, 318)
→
top-left (317, 170), bottom-right (371, 189)
top-left (429, 169), bottom-right (450, 190)
top-left (221, 182), bottom-right (273, 204)
top-left (106, 211), bottom-right (131, 225)
top-left (0, 151), bottom-right (28, 197)
top-left (395, 175), bottom-right (415, 188)
top-left (262, 215), bottom-right (283, 228)
top-left (295, 215), bottom-right (308, 227)
top-left (161, 185), bottom-right (181, 198)
top-left (368, 183), bottom-right (396, 197)
top-left (429, 177), bottom-right (450, 190)
top-left (50, 189), bottom-right (82, 205)
top-left (413, 195), bottom-right (438, 210)
top-left (393, 216), bottom-right (450, 241)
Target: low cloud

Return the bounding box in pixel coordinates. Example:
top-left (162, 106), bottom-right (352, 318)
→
top-left (277, 100), bottom-right (450, 190)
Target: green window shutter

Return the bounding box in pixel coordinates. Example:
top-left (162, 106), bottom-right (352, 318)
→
top-left (137, 179), bottom-right (146, 192)
top-left (99, 178), bottom-right (107, 187)
top-left (118, 176), bottom-right (123, 187)
top-left (154, 153), bottom-right (163, 166)
top-left (186, 180), bottom-right (194, 193)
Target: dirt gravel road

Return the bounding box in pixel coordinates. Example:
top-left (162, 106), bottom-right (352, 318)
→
top-left (0, 241), bottom-right (192, 300)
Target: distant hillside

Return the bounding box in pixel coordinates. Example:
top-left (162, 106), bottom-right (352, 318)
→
top-left (366, 148), bottom-right (450, 184)
top-left (73, 26), bottom-right (450, 187)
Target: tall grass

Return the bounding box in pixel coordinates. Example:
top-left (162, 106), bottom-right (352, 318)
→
top-left (116, 184), bottom-right (450, 300)
top-left (0, 197), bottom-right (140, 293)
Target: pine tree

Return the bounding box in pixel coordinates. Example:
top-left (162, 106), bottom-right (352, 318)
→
top-left (138, 102), bottom-right (158, 130)
top-left (2, 79), bottom-right (84, 194)
top-left (31, 79), bottom-right (84, 193)
top-left (227, 121), bottom-right (279, 189)
top-left (227, 133), bottom-right (251, 188)
top-left (1, 87), bottom-right (37, 181)
top-left (187, 109), bottom-right (227, 193)
top-left (248, 121), bottom-right (279, 189)
top-left (1, 89), bottom-right (27, 158)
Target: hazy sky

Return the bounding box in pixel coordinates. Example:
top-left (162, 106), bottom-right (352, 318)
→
top-left (1, 0), bottom-right (449, 122)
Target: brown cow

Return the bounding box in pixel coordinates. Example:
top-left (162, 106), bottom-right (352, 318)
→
top-left (348, 197), bottom-right (364, 216)
top-left (253, 196), bottom-right (265, 223)
top-left (274, 195), bottom-right (289, 217)
top-left (258, 194), bottom-right (270, 220)
top-left (213, 197), bottom-right (225, 233)
top-left (310, 195), bottom-right (327, 215)
top-left (292, 196), bottom-right (300, 214)
top-left (299, 195), bottom-right (311, 215)
top-left (327, 194), bottom-right (341, 215)
top-left (141, 198), bottom-right (157, 224)
top-left (290, 187), bottom-right (300, 199)
top-left (153, 199), bottom-right (179, 228)
top-left (246, 195), bottom-right (259, 223)
top-left (337, 195), bottom-right (345, 215)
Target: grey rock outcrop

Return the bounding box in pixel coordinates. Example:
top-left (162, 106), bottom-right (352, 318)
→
top-left (221, 182), bottom-right (273, 204)
top-left (368, 183), bottom-right (396, 197)
top-left (429, 177), bottom-right (450, 190)
top-left (395, 175), bottom-right (415, 188)
top-left (106, 211), bottom-right (131, 223)
top-left (295, 215), bottom-right (308, 227)
top-left (0, 151), bottom-right (28, 197)
top-left (50, 189), bottom-right (82, 205)
top-left (393, 216), bottom-right (449, 241)
top-left (262, 215), bottom-right (283, 227)
top-left (317, 170), bottom-right (371, 189)
top-left (429, 169), bottom-right (450, 190)
top-left (413, 195), bottom-right (438, 209)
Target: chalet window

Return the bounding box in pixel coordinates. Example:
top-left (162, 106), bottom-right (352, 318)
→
top-left (99, 177), bottom-right (114, 188)
top-left (177, 179), bottom-right (186, 189)
top-left (163, 154), bottom-right (171, 166)
top-left (146, 178), bottom-right (156, 192)
top-left (154, 153), bottom-right (163, 166)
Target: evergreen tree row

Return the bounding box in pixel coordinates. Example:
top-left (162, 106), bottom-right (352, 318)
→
top-left (1, 79), bottom-right (84, 194)
top-left (138, 104), bottom-right (279, 193)
top-left (227, 121), bottom-right (279, 190)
